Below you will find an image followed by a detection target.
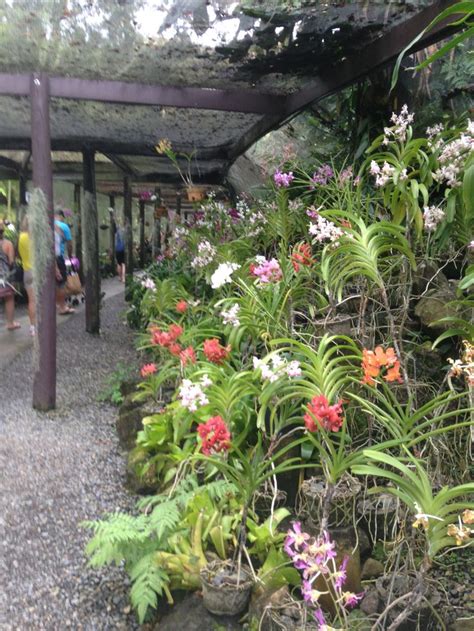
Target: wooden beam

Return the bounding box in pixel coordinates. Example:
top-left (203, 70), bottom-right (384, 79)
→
top-left (123, 176), bottom-right (133, 283)
top-left (30, 72), bottom-right (56, 411)
top-left (82, 149), bottom-right (101, 334)
top-left (0, 137), bottom-right (230, 161)
top-left (101, 152), bottom-right (137, 177)
top-left (0, 72), bottom-right (286, 115)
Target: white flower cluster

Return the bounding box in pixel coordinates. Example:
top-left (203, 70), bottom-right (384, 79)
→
top-left (236, 199), bottom-right (266, 236)
top-left (178, 375), bottom-right (212, 411)
top-left (191, 240), bottom-right (217, 268)
top-left (220, 303), bottom-right (240, 327)
top-left (426, 123), bottom-right (444, 150)
top-left (370, 160), bottom-right (395, 187)
top-left (210, 262), bottom-right (240, 289)
top-left (433, 120), bottom-right (474, 188)
top-left (141, 277), bottom-right (156, 291)
top-left (174, 225), bottom-right (189, 238)
top-left (383, 105), bottom-right (414, 144)
top-left (308, 213), bottom-right (343, 243)
top-left (253, 354), bottom-right (302, 383)
top-left (423, 205), bottom-right (445, 232)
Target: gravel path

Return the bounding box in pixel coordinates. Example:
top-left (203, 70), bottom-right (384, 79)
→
top-left (0, 293), bottom-right (141, 630)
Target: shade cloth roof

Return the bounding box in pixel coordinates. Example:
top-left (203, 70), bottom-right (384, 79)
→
top-left (0, 0), bottom-right (456, 185)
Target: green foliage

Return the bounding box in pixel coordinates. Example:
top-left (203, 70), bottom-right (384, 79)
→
top-left (320, 212), bottom-right (415, 301)
top-left (97, 362), bottom-right (135, 405)
top-left (352, 450), bottom-right (474, 559)
top-left (83, 476), bottom-right (236, 622)
top-left (391, 2), bottom-right (474, 91)
top-left (257, 334), bottom-right (360, 433)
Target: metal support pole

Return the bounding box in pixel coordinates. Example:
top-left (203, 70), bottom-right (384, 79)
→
top-left (123, 176), bottom-right (133, 282)
top-left (109, 194), bottom-right (116, 275)
top-left (30, 72), bottom-right (56, 411)
top-left (82, 148), bottom-right (100, 334)
top-left (139, 199), bottom-right (145, 268)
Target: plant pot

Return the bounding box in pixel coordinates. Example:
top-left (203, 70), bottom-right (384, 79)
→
top-left (186, 186), bottom-right (206, 202)
top-left (254, 488), bottom-right (287, 520)
top-left (200, 559), bottom-right (253, 616)
top-left (298, 473), bottom-right (362, 528)
top-left (357, 492), bottom-right (399, 544)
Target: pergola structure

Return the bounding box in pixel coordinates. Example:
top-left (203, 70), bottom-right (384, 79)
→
top-left (0, 0), bottom-right (459, 409)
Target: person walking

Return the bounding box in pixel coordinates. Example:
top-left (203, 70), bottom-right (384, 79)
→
top-left (0, 219), bottom-right (20, 330)
top-left (18, 216), bottom-right (35, 336)
top-left (115, 222), bottom-right (126, 282)
top-left (55, 209), bottom-right (74, 315)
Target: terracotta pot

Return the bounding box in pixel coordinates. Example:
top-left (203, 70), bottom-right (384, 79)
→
top-left (200, 559), bottom-right (253, 616)
top-left (186, 186), bottom-right (206, 202)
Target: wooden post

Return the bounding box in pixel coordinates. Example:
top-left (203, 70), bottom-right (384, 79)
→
top-left (17, 170), bottom-right (27, 231)
top-left (139, 198), bottom-right (145, 268)
top-left (176, 191), bottom-right (182, 218)
top-left (109, 194), bottom-right (116, 275)
top-left (152, 187), bottom-right (161, 258)
top-left (30, 72), bottom-right (56, 411)
top-left (82, 148), bottom-right (100, 334)
top-left (123, 176), bottom-right (133, 282)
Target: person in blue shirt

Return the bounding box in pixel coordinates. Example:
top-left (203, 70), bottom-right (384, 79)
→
top-left (115, 221), bottom-right (126, 282)
top-left (55, 209), bottom-right (74, 315)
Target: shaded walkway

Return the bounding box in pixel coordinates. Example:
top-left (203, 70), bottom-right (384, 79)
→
top-left (0, 287), bottom-right (141, 630)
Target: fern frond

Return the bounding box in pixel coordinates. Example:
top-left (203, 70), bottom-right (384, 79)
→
top-left (130, 553), bottom-right (170, 623)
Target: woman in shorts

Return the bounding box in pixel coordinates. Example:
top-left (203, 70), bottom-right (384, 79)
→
top-left (0, 219), bottom-right (20, 330)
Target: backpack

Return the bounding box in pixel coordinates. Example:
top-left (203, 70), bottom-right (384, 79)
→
top-left (0, 241), bottom-right (13, 288)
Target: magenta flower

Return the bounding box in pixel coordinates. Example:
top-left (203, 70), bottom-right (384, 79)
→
top-left (302, 580), bottom-right (325, 606)
top-left (311, 164), bottom-right (334, 187)
top-left (341, 591), bottom-right (364, 608)
top-left (274, 170), bottom-right (295, 188)
top-left (252, 257), bottom-right (283, 283)
top-left (314, 608), bottom-right (327, 630)
top-left (333, 555), bottom-right (349, 590)
top-left (284, 522), bottom-right (310, 557)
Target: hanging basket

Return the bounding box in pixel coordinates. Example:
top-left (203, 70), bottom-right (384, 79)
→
top-left (297, 473), bottom-right (362, 528)
top-left (200, 559), bottom-right (253, 616)
top-left (186, 186), bottom-right (206, 202)
top-left (154, 206), bottom-right (168, 219)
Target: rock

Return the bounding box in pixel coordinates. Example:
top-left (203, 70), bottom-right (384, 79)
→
top-left (413, 260), bottom-right (449, 295)
top-left (451, 618), bottom-right (474, 631)
top-left (116, 400), bottom-right (156, 449)
top-left (414, 283), bottom-right (461, 331)
top-left (119, 378), bottom-right (140, 398)
top-left (155, 592), bottom-right (242, 631)
top-left (361, 558), bottom-right (384, 580)
top-left (249, 586), bottom-right (293, 630)
top-left (125, 448), bottom-right (158, 495)
top-left (357, 527), bottom-right (371, 559)
top-left (360, 588), bottom-right (380, 616)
